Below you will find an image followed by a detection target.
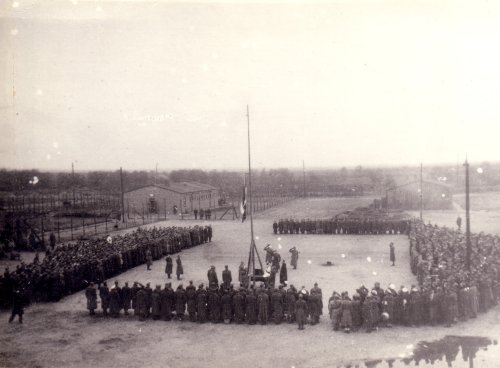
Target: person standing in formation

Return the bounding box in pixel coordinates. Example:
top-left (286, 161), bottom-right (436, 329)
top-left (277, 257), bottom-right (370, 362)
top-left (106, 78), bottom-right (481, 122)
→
top-left (289, 247), bottom-right (299, 270)
top-left (165, 255), bottom-right (173, 279)
top-left (99, 282), bottom-right (110, 316)
top-left (146, 249), bottom-right (153, 271)
top-left (280, 260), bottom-right (288, 286)
top-left (207, 265), bottom-right (218, 289)
top-left (9, 289), bottom-right (26, 324)
top-left (389, 242), bottom-right (396, 267)
top-left (222, 265), bottom-right (232, 289)
top-left (296, 294), bottom-right (307, 330)
top-left (176, 256), bottom-right (183, 280)
top-left (85, 282), bottom-right (97, 315)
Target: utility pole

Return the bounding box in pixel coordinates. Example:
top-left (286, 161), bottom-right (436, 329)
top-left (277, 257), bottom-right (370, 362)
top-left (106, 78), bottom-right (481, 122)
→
top-left (302, 160), bottom-right (306, 198)
top-left (72, 162), bottom-right (76, 205)
top-left (464, 157), bottom-right (471, 271)
top-left (419, 163), bottom-right (423, 221)
top-left (120, 167), bottom-right (125, 223)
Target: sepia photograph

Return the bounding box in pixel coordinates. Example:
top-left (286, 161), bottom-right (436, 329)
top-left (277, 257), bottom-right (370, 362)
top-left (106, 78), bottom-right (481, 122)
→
top-left (1, 0), bottom-right (500, 367)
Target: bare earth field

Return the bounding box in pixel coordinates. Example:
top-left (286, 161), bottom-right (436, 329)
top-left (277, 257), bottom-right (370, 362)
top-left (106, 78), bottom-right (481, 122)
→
top-left (1, 197), bottom-right (500, 368)
top-left (410, 191), bottom-right (500, 235)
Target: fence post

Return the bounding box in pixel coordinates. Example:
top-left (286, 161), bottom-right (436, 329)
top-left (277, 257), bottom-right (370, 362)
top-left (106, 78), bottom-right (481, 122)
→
top-left (70, 217), bottom-right (74, 240)
top-left (94, 216), bottom-right (97, 234)
top-left (82, 218), bottom-right (85, 237)
top-left (105, 217), bottom-right (108, 232)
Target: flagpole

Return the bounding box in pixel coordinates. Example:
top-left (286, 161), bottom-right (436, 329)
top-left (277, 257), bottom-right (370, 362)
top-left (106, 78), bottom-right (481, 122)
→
top-left (246, 105), bottom-right (256, 286)
top-left (247, 105), bottom-right (255, 241)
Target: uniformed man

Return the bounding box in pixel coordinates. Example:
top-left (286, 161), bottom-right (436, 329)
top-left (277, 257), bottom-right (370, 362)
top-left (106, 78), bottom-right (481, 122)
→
top-left (8, 289), bottom-right (26, 324)
top-left (289, 247), bottom-right (299, 270)
top-left (176, 255), bottom-right (183, 280)
top-left (85, 282), bottom-right (97, 315)
top-left (146, 249), bottom-right (153, 270)
top-left (296, 294), bottom-right (307, 330)
top-left (165, 255), bottom-right (173, 279)
top-left (207, 266), bottom-right (218, 289)
top-left (222, 265), bottom-right (232, 289)
top-left (186, 281), bottom-right (197, 322)
top-left (99, 282), bottom-right (110, 316)
top-left (175, 284), bottom-right (186, 320)
top-left (121, 282), bottom-right (132, 315)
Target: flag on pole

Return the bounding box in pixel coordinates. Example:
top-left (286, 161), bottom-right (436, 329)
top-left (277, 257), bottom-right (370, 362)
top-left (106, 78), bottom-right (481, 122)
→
top-left (240, 177), bottom-right (247, 222)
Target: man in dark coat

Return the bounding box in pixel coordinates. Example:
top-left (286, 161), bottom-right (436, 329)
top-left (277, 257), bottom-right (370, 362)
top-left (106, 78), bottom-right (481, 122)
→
top-left (233, 287), bottom-right (246, 324)
top-left (289, 247), bottom-right (299, 270)
top-left (99, 282), bottom-right (110, 316)
top-left (221, 290), bottom-right (232, 324)
top-left (109, 286), bottom-right (121, 318)
top-left (151, 285), bottom-right (162, 320)
top-left (296, 294), bottom-right (307, 330)
top-left (146, 249), bottom-right (153, 270)
top-left (121, 282), bottom-right (132, 315)
top-left (196, 284), bottom-right (208, 323)
top-left (85, 282), bottom-right (97, 315)
top-left (257, 289), bottom-right (269, 325)
top-left (207, 225), bottom-right (212, 242)
top-left (208, 288), bottom-right (220, 323)
top-left (186, 281), bottom-right (197, 322)
top-left (8, 289), bottom-right (27, 324)
top-left (144, 283), bottom-right (153, 318)
top-left (443, 287), bottom-right (458, 327)
top-left (362, 292), bottom-right (380, 332)
top-left (272, 221), bottom-right (278, 234)
top-left (175, 284), bottom-right (186, 320)
top-left (135, 286), bottom-right (147, 321)
top-left (245, 290), bottom-right (257, 325)
top-left (160, 283), bottom-right (174, 321)
top-left (222, 265), bottom-right (232, 289)
top-left (271, 288), bottom-right (283, 324)
top-left (207, 266), bottom-right (218, 289)
top-left (176, 256), bottom-right (183, 280)
top-left (285, 287), bottom-right (297, 323)
top-left (279, 260), bottom-right (288, 286)
top-left (131, 282), bottom-right (140, 315)
top-left (390, 242), bottom-right (396, 266)
top-left (165, 256), bottom-right (173, 279)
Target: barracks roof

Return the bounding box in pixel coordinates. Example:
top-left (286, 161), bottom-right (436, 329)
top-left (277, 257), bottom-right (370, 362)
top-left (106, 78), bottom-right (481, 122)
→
top-left (386, 179), bottom-right (451, 192)
top-left (125, 182), bottom-right (218, 194)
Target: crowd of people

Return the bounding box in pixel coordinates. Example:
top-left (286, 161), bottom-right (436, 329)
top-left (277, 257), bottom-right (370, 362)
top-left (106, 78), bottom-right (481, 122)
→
top-left (326, 219), bottom-right (500, 333)
top-left (409, 219), bottom-right (500, 323)
top-left (85, 275), bottom-right (324, 329)
top-left (272, 218), bottom-right (410, 235)
top-left (0, 225), bottom-right (213, 310)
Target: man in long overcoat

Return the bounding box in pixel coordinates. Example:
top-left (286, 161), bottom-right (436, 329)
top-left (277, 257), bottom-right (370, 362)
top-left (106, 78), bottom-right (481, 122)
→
top-left (279, 260), bottom-right (288, 286)
top-left (85, 282), bottom-right (97, 315)
top-left (186, 281), bottom-right (197, 322)
top-left (295, 294), bottom-right (307, 330)
top-left (165, 256), bottom-right (173, 279)
top-left (175, 284), bottom-right (186, 320)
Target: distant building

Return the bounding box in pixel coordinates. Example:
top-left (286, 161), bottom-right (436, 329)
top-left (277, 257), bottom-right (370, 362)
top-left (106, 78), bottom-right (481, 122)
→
top-left (384, 180), bottom-right (452, 210)
top-left (124, 182), bottom-right (220, 217)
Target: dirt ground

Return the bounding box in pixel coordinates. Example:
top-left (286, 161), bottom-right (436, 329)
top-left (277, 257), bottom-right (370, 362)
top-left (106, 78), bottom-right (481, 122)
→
top-left (1, 197), bottom-right (500, 368)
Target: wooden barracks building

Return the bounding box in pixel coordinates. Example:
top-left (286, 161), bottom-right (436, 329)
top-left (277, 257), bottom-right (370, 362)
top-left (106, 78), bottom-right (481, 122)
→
top-left (124, 182), bottom-right (220, 217)
top-left (384, 180), bottom-right (452, 210)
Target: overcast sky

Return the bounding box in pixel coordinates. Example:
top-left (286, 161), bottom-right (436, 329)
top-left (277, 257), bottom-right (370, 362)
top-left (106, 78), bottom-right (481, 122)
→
top-left (1, 0), bottom-right (500, 171)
